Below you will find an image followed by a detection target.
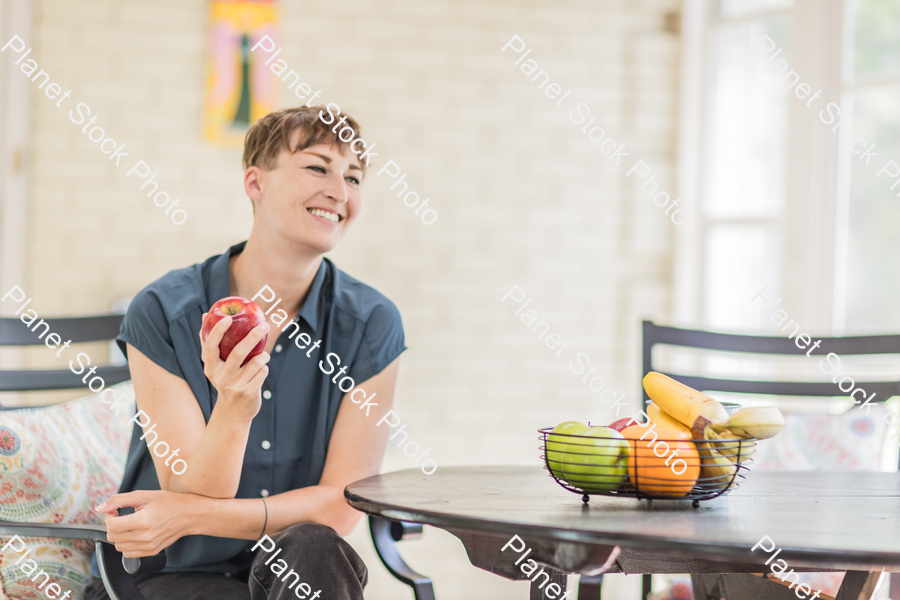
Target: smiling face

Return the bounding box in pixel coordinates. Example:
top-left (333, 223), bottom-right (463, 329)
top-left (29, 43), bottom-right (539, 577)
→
top-left (244, 139), bottom-right (364, 254)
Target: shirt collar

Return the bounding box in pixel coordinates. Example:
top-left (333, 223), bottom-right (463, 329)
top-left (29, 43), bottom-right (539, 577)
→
top-left (208, 241), bottom-right (328, 334)
top-left (296, 258), bottom-right (328, 334)
top-left (207, 242), bottom-right (244, 307)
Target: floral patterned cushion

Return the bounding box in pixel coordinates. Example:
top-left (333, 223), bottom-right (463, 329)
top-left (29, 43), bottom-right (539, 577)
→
top-left (0, 381), bottom-right (135, 600)
top-left (754, 405), bottom-right (889, 471)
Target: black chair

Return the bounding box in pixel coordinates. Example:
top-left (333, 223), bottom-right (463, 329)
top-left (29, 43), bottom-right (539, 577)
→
top-left (0, 312), bottom-right (433, 600)
top-left (641, 320), bottom-right (900, 425)
top-left (636, 319), bottom-right (900, 600)
top-left (0, 314), bottom-right (130, 393)
top-left (0, 313), bottom-right (164, 600)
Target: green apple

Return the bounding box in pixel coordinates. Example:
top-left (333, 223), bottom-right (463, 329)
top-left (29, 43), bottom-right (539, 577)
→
top-left (560, 426), bottom-right (629, 493)
top-left (546, 421), bottom-right (589, 479)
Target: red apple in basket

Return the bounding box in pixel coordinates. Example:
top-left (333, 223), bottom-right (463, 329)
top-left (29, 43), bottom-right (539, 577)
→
top-left (608, 417), bottom-right (634, 432)
top-left (201, 297), bottom-right (267, 366)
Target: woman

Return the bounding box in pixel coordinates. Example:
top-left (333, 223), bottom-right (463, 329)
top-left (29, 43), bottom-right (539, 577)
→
top-left (85, 106), bottom-right (405, 600)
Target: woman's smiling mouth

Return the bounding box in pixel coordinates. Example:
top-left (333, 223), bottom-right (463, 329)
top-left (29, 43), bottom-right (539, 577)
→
top-left (308, 208), bottom-right (342, 224)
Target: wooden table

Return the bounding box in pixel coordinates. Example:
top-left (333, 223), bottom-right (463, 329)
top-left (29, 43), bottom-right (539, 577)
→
top-left (345, 466), bottom-right (900, 600)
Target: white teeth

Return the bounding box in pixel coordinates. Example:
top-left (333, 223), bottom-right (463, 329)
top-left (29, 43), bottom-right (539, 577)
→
top-left (309, 208), bottom-right (339, 223)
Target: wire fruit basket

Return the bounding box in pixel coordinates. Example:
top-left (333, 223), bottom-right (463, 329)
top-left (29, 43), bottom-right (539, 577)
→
top-left (538, 426), bottom-right (756, 507)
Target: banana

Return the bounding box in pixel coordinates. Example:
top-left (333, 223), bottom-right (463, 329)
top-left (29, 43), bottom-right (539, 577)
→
top-left (690, 420), bottom-right (739, 491)
top-left (647, 402), bottom-right (692, 436)
top-left (642, 372), bottom-right (729, 429)
top-left (709, 407), bottom-right (785, 440)
top-left (711, 430), bottom-right (756, 463)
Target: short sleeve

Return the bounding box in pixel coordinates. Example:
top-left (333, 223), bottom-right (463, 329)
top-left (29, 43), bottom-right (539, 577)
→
top-left (349, 300), bottom-right (406, 385)
top-left (116, 288), bottom-right (186, 380)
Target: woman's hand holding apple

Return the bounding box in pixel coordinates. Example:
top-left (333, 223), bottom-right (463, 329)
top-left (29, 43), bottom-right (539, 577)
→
top-left (199, 311), bottom-right (271, 423)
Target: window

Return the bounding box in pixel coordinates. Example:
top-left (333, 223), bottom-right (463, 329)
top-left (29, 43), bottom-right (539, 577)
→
top-left (701, 11), bottom-right (790, 332)
top-left (839, 0), bottom-right (900, 333)
top-left (676, 0), bottom-right (856, 338)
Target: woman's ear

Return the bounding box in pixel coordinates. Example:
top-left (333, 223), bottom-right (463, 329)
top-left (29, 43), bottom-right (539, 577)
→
top-left (244, 165), bottom-right (265, 209)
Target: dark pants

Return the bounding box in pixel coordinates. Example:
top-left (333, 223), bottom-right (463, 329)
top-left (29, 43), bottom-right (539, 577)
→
top-left (84, 523), bottom-right (367, 600)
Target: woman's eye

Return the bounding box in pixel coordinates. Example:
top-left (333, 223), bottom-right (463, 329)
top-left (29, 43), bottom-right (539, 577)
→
top-left (308, 166), bottom-right (326, 173)
top-left (346, 176), bottom-right (360, 185)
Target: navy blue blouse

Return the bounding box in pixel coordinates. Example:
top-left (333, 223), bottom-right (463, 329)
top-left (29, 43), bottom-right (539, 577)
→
top-left (105, 241), bottom-right (405, 575)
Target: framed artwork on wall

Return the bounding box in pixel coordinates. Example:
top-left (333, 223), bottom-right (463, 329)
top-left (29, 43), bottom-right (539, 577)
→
top-left (202, 0), bottom-right (279, 145)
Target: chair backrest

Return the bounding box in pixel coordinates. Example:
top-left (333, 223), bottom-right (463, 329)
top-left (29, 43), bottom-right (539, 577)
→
top-left (0, 314), bottom-right (130, 399)
top-left (641, 320), bottom-right (900, 471)
top-left (641, 320), bottom-right (900, 405)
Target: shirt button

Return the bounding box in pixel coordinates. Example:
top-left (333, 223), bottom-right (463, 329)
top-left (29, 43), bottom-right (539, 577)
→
top-left (261, 489), bottom-right (269, 498)
top-left (261, 440), bottom-right (271, 450)
top-left (274, 344), bottom-right (283, 353)
top-left (263, 390), bottom-right (272, 400)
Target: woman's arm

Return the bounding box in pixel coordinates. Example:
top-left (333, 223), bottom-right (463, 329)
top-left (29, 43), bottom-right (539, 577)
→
top-left (126, 314), bottom-right (270, 497)
top-left (100, 357), bottom-right (401, 556)
top-left (202, 355), bottom-right (401, 538)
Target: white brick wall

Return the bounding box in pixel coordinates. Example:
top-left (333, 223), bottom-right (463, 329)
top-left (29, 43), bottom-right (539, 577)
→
top-left (19, 0), bottom-right (680, 597)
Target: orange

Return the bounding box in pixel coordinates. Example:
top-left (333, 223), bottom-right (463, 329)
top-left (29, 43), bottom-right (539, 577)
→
top-left (620, 424), bottom-right (700, 498)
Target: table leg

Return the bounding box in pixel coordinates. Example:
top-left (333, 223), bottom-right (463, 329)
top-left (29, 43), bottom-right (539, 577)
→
top-left (692, 573), bottom-right (813, 600)
top-left (530, 568), bottom-right (566, 600)
top-left (690, 573), bottom-right (719, 600)
top-left (835, 570), bottom-right (882, 600)
top-left (577, 573), bottom-right (604, 599)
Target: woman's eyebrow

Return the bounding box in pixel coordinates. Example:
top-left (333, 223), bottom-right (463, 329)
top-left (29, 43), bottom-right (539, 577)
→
top-left (303, 152), bottom-right (332, 163)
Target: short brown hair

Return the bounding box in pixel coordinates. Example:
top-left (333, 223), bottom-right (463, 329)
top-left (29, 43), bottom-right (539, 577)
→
top-left (242, 106), bottom-right (365, 174)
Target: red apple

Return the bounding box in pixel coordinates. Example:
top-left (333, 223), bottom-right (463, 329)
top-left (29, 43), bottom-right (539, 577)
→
top-left (201, 296), bottom-right (268, 365)
top-left (608, 417), bottom-right (635, 432)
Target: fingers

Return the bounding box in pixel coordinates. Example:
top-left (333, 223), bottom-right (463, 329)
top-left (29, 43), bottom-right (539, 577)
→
top-left (224, 322), bottom-right (270, 370)
top-left (106, 512), bottom-right (141, 534)
top-left (200, 320), bottom-right (269, 421)
top-left (245, 358), bottom-right (271, 390)
top-left (113, 541), bottom-right (159, 558)
top-left (201, 316), bottom-right (233, 362)
top-left (96, 491), bottom-right (150, 514)
top-left (225, 351), bottom-right (269, 394)
top-left (242, 350), bottom-right (270, 376)
top-left (102, 491), bottom-right (180, 558)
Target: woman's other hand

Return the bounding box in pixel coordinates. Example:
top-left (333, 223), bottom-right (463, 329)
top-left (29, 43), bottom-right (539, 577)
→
top-left (97, 491), bottom-right (199, 558)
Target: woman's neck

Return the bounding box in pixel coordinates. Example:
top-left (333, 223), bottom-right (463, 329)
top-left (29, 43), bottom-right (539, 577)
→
top-left (228, 233), bottom-right (323, 319)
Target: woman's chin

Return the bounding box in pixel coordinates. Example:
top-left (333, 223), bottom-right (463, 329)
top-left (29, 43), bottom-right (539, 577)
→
top-left (272, 223), bottom-right (341, 253)
top-left (301, 232), bottom-right (342, 255)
